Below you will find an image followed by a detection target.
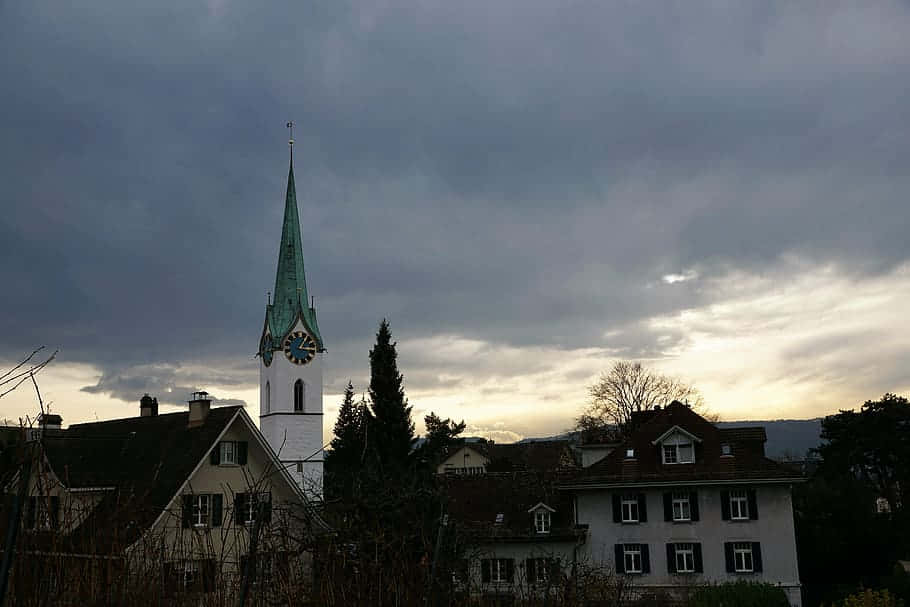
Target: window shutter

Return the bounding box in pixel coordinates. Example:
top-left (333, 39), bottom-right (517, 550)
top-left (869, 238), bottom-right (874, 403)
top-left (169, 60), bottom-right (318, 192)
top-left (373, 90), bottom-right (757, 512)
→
top-left (690, 491), bottom-right (700, 521)
top-left (25, 497), bottom-right (35, 529)
top-left (202, 559), bottom-right (216, 593)
top-left (614, 544), bottom-right (625, 574)
top-left (235, 493), bottom-right (247, 525)
top-left (641, 544), bottom-right (650, 573)
top-left (163, 562), bottom-right (177, 595)
top-left (694, 543), bottom-right (703, 573)
top-left (752, 542), bottom-right (763, 572)
top-left (612, 494), bottom-right (621, 523)
top-left (505, 559), bottom-right (514, 582)
top-left (638, 493), bottom-right (647, 522)
top-left (50, 496), bottom-right (60, 529)
top-left (264, 492), bottom-right (272, 523)
top-left (666, 543), bottom-right (676, 573)
top-left (720, 490), bottom-right (731, 520)
top-left (211, 494), bottom-right (223, 527)
top-left (238, 442), bottom-right (248, 466)
top-left (210, 444), bottom-right (220, 465)
top-left (663, 492), bottom-right (673, 521)
top-left (549, 558), bottom-right (560, 581)
top-left (182, 495), bottom-right (193, 529)
top-left (724, 542), bottom-right (734, 573)
top-left (481, 560), bottom-right (491, 583)
top-left (747, 488), bottom-right (758, 520)
top-left (526, 558), bottom-right (536, 584)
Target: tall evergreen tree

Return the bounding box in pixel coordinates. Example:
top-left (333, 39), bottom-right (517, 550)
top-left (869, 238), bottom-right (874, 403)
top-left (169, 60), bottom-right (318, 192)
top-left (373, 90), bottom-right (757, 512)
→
top-left (368, 319), bottom-right (414, 467)
top-left (328, 381), bottom-right (365, 468)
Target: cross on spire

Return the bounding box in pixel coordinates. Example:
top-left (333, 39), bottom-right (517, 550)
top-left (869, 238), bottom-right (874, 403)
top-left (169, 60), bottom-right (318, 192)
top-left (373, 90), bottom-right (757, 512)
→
top-left (286, 121), bottom-right (295, 158)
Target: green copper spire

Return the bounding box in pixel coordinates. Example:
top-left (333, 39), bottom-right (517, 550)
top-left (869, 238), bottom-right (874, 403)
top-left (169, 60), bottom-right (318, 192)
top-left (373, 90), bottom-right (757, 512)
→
top-left (265, 144), bottom-right (323, 349)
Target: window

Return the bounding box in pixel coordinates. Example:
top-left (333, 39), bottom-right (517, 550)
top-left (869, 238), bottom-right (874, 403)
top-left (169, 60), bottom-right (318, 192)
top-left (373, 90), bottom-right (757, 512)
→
top-left (183, 561), bottom-right (199, 590)
top-left (625, 448), bottom-right (635, 458)
top-left (621, 495), bottom-right (639, 523)
top-left (237, 492), bottom-right (271, 526)
top-left (526, 558), bottom-right (557, 585)
top-left (481, 558), bottom-right (514, 584)
top-left (240, 554), bottom-right (275, 585)
top-left (181, 494), bottom-right (223, 529)
top-left (293, 379), bottom-right (304, 412)
top-left (169, 559), bottom-right (215, 593)
top-left (730, 490), bottom-right (749, 520)
top-left (454, 466), bottom-right (484, 475)
top-left (623, 545), bottom-right (642, 573)
top-left (192, 495), bottom-right (210, 527)
top-left (662, 434), bottom-right (694, 464)
top-left (721, 443), bottom-right (732, 456)
top-left (672, 492), bottom-right (691, 521)
top-left (494, 513), bottom-right (505, 525)
top-left (211, 441), bottom-right (247, 466)
top-left (296, 462), bottom-right (304, 473)
top-left (674, 543), bottom-right (695, 573)
top-left (265, 382), bottom-right (270, 414)
top-left (733, 542), bottom-right (753, 572)
top-left (535, 510), bottom-right (551, 534)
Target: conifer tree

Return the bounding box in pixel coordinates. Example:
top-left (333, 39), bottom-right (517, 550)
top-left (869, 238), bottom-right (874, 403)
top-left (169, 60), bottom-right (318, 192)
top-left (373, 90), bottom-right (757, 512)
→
top-left (367, 319), bottom-right (414, 468)
top-left (328, 381), bottom-right (365, 468)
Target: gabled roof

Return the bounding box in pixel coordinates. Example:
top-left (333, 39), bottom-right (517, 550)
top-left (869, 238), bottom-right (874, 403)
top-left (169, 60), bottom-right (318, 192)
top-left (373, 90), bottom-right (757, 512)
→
top-left (442, 472), bottom-right (580, 542)
top-left (563, 401), bottom-right (803, 489)
top-left (651, 425), bottom-right (703, 445)
top-left (483, 440), bottom-right (578, 472)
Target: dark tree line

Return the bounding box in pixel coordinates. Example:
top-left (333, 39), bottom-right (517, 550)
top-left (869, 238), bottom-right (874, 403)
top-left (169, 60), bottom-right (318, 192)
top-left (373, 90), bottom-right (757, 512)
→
top-left (795, 393), bottom-right (910, 607)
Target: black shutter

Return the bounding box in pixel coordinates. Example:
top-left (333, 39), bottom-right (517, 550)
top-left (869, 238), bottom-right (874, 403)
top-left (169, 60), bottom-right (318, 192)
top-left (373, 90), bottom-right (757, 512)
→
top-left (549, 558), bottom-right (560, 581)
top-left (747, 489), bottom-right (759, 520)
top-left (235, 493), bottom-right (247, 525)
top-left (25, 497), bottom-right (35, 529)
top-left (526, 558), bottom-right (536, 584)
top-left (724, 542), bottom-right (734, 572)
top-left (212, 494), bottom-right (223, 527)
top-left (752, 542), bottom-right (763, 572)
top-left (50, 496), bottom-right (60, 529)
top-left (641, 544), bottom-right (650, 573)
top-left (505, 559), bottom-right (514, 582)
top-left (612, 494), bottom-right (621, 523)
top-left (182, 495), bottom-right (193, 528)
top-left (690, 491), bottom-right (700, 521)
top-left (238, 442), bottom-right (248, 466)
top-left (663, 492), bottom-right (673, 521)
top-left (265, 492), bottom-right (272, 523)
top-left (202, 559), bottom-right (216, 593)
top-left (163, 562), bottom-right (177, 595)
top-left (614, 544), bottom-right (625, 574)
top-left (666, 543), bottom-right (676, 573)
top-left (720, 490), bottom-right (731, 520)
top-left (694, 543), bottom-right (703, 573)
top-left (481, 560), bottom-right (491, 583)
top-left (210, 443), bottom-right (220, 465)
top-left (638, 493), bottom-right (647, 522)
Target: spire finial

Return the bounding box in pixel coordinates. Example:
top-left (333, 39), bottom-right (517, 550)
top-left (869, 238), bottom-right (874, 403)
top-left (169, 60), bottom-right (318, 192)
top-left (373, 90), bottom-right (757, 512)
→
top-left (286, 121), bottom-right (295, 161)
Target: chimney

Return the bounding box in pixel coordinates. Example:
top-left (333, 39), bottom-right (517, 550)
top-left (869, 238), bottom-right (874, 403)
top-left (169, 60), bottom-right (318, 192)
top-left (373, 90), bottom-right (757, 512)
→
top-left (188, 391), bottom-right (212, 428)
top-left (140, 394), bottom-right (159, 417)
top-left (37, 413), bottom-right (62, 431)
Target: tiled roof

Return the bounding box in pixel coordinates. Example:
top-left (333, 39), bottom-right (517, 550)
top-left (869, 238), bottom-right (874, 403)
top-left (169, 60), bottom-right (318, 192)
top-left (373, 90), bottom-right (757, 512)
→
top-left (442, 472), bottom-right (580, 542)
top-left (39, 407), bottom-right (241, 552)
top-left (564, 402), bottom-right (801, 488)
top-left (481, 440), bottom-right (578, 472)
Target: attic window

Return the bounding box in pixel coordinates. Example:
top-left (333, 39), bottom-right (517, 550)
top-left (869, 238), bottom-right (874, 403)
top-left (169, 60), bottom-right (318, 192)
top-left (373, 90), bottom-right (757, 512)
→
top-left (535, 510), bottom-right (551, 534)
top-left (495, 513), bottom-right (504, 525)
top-left (625, 449), bottom-right (635, 459)
top-left (662, 435), bottom-right (694, 464)
top-left (721, 444), bottom-right (732, 456)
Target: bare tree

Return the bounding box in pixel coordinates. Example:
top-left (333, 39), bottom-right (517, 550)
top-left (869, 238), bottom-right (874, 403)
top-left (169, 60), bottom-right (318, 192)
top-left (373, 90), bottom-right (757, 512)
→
top-left (576, 361), bottom-right (706, 440)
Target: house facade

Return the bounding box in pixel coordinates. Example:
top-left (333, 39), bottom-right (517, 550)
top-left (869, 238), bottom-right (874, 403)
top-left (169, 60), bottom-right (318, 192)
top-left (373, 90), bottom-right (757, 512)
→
top-left (563, 401), bottom-right (804, 606)
top-left (4, 393), bottom-right (324, 603)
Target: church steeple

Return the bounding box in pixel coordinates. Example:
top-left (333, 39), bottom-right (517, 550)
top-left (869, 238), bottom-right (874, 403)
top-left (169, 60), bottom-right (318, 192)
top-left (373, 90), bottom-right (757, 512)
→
top-left (264, 129), bottom-right (322, 348)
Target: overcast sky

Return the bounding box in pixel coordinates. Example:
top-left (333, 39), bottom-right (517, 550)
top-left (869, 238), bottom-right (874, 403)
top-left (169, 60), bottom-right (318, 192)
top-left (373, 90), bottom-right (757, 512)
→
top-left (2, 1), bottom-right (909, 441)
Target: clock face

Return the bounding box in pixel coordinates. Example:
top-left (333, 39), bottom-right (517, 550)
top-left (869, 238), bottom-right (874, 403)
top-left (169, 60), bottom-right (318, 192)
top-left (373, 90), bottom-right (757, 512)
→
top-left (283, 331), bottom-right (317, 365)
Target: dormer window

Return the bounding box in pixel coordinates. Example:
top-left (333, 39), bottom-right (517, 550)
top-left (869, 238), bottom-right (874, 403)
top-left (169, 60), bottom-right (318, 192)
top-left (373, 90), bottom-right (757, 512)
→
top-left (721, 443), bottom-right (732, 456)
top-left (660, 433), bottom-right (695, 464)
top-left (625, 448), bottom-right (635, 459)
top-left (535, 510), bottom-right (551, 534)
top-left (494, 513), bottom-right (504, 525)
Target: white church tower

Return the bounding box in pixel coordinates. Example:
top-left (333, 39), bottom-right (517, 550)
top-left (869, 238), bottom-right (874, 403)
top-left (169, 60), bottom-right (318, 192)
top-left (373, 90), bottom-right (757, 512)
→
top-left (258, 127), bottom-right (324, 500)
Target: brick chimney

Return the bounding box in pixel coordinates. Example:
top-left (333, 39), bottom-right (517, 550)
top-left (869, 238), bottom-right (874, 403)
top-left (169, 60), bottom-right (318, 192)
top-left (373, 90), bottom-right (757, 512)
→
top-left (140, 394), bottom-right (158, 417)
top-left (188, 391), bottom-right (212, 428)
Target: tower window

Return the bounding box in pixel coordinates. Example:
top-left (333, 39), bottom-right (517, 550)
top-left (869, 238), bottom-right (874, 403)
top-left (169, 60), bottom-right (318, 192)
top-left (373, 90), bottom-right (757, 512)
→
top-left (265, 382), bottom-right (271, 414)
top-left (294, 380), bottom-right (304, 412)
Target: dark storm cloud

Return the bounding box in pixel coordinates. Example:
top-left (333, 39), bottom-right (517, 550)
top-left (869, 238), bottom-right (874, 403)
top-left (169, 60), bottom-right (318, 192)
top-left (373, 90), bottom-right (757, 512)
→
top-left (1, 1), bottom-right (909, 402)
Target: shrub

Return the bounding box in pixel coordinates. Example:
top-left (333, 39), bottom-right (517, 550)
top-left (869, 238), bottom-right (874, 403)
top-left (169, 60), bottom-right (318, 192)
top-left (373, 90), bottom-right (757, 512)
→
top-left (827, 589), bottom-right (903, 607)
top-left (688, 580), bottom-right (790, 607)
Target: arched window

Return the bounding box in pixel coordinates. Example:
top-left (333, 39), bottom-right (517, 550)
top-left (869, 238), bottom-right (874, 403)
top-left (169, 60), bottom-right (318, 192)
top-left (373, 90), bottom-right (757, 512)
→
top-left (294, 379), bottom-right (304, 412)
top-left (265, 382), bottom-right (271, 414)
